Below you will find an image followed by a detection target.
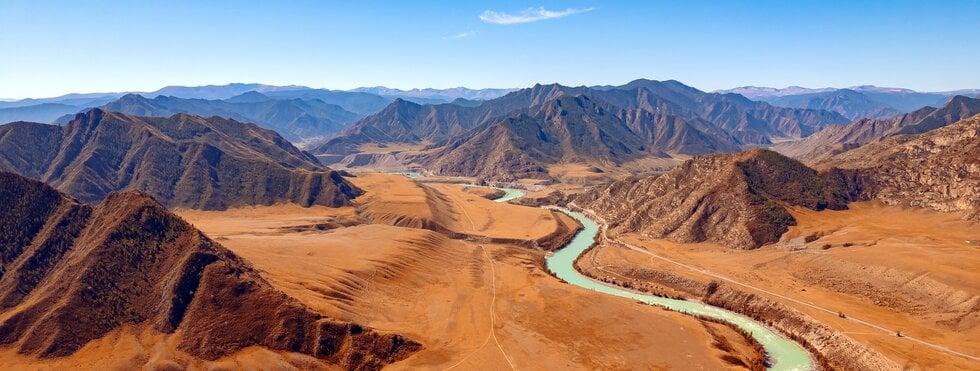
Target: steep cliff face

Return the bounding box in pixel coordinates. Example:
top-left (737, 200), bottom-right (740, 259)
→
top-left (0, 109), bottom-right (361, 210)
top-left (819, 113), bottom-right (980, 219)
top-left (0, 173), bottom-right (419, 369)
top-left (576, 149), bottom-right (860, 249)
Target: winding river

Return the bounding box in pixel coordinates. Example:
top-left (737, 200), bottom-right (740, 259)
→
top-left (407, 173), bottom-right (813, 369)
top-left (487, 186), bottom-right (813, 370)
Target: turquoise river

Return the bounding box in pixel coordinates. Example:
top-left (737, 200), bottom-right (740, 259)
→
top-left (422, 174), bottom-right (814, 370)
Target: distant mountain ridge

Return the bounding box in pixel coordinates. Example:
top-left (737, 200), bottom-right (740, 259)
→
top-left (350, 86), bottom-right (517, 101)
top-left (717, 85), bottom-right (980, 120)
top-left (0, 83), bottom-right (506, 127)
top-left (83, 93), bottom-right (361, 143)
top-left (0, 109), bottom-right (361, 210)
top-left (420, 94), bottom-right (741, 180)
top-left (773, 95), bottom-right (980, 162)
top-left (317, 79), bottom-right (848, 180)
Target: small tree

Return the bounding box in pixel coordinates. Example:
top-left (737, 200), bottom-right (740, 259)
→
top-left (706, 281), bottom-right (720, 296)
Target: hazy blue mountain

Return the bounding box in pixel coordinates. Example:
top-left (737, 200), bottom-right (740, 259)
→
top-left (0, 103), bottom-right (83, 124)
top-left (0, 93), bottom-right (123, 110)
top-left (765, 89), bottom-right (903, 120)
top-left (350, 86), bottom-right (517, 101)
top-left (85, 93), bottom-right (360, 143)
top-left (263, 89), bottom-right (395, 116)
top-left (711, 86), bottom-right (836, 99)
top-left (773, 95), bottom-right (980, 162)
top-left (717, 85), bottom-right (977, 119)
top-left (146, 83), bottom-right (309, 100)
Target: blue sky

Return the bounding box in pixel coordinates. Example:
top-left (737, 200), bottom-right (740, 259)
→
top-left (2, 0), bottom-right (979, 99)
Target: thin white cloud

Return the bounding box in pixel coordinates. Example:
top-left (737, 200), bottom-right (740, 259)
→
top-left (479, 6), bottom-right (595, 25)
top-left (444, 30), bottom-right (477, 40)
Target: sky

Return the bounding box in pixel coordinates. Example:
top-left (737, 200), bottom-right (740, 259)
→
top-left (2, 0), bottom-right (979, 99)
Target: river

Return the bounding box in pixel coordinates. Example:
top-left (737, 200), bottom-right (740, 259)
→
top-left (543, 208), bottom-right (813, 371)
top-left (412, 173), bottom-right (813, 369)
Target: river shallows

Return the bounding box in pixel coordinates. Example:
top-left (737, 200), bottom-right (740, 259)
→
top-left (545, 208), bottom-right (814, 371)
top-left (491, 187), bottom-right (525, 203)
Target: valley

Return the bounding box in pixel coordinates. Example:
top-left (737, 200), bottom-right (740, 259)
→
top-left (575, 202), bottom-right (979, 370)
top-left (172, 173), bottom-right (771, 370)
top-left (4, 1), bottom-right (979, 369)
top-left (0, 82), bottom-right (976, 371)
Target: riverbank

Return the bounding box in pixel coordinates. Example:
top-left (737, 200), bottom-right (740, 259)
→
top-left (544, 208), bottom-right (815, 371)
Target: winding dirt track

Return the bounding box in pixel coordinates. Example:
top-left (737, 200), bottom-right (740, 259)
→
top-left (440, 190), bottom-right (517, 371)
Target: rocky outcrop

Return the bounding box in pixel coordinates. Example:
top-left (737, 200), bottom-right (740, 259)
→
top-left (819, 113), bottom-right (980, 219)
top-left (575, 149), bottom-right (862, 249)
top-left (0, 109), bottom-right (361, 210)
top-left (0, 172), bottom-right (419, 369)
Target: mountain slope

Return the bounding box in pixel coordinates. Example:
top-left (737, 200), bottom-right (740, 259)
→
top-left (774, 96), bottom-right (980, 162)
top-left (617, 79), bottom-right (847, 142)
top-left (816, 114), bottom-right (980, 219)
top-left (718, 85), bottom-right (958, 113)
top-left (0, 109), bottom-right (361, 209)
top-left (0, 103), bottom-right (83, 124)
top-left (764, 89), bottom-right (903, 120)
top-left (315, 80), bottom-right (846, 169)
top-left (578, 116), bottom-right (980, 249)
top-left (264, 89), bottom-right (395, 116)
top-left (421, 95), bottom-right (740, 180)
top-left (0, 172), bottom-right (420, 368)
top-left (147, 83), bottom-right (308, 100)
top-left (89, 93), bottom-right (360, 143)
top-left (575, 149), bottom-right (861, 249)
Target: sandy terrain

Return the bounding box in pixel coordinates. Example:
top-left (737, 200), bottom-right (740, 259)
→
top-left (171, 173), bottom-right (764, 369)
top-left (1, 173), bottom-right (764, 369)
top-left (581, 202), bottom-right (980, 370)
top-left (0, 326), bottom-right (338, 370)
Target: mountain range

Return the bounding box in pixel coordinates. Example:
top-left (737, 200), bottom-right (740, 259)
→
top-left (773, 95), bottom-right (980, 162)
top-left (0, 84), bottom-right (518, 128)
top-left (718, 85), bottom-right (980, 120)
top-left (350, 86), bottom-right (517, 101)
top-left (317, 79), bottom-right (849, 180)
top-left (0, 172), bottom-right (420, 368)
top-left (77, 93), bottom-right (362, 143)
top-left (0, 109), bottom-right (361, 210)
top-left (577, 111), bottom-right (979, 249)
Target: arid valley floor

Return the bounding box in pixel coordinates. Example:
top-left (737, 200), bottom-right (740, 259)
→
top-left (2, 168), bottom-right (974, 370)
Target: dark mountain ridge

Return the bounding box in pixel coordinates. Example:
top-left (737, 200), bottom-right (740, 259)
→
top-left (0, 109), bottom-right (361, 210)
top-left (0, 172), bottom-right (419, 368)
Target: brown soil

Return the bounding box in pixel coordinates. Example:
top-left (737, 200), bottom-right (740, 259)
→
top-left (171, 173), bottom-right (766, 369)
top-left (582, 201), bottom-right (979, 370)
top-left (0, 173), bottom-right (418, 370)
